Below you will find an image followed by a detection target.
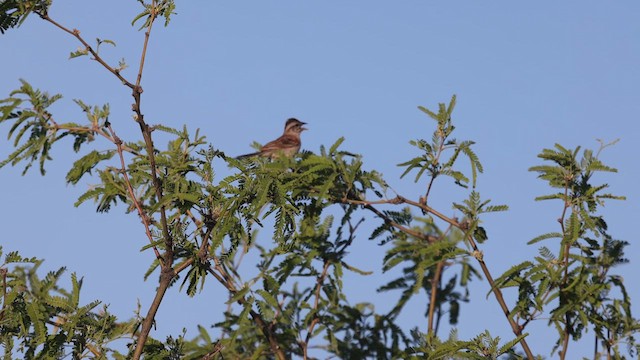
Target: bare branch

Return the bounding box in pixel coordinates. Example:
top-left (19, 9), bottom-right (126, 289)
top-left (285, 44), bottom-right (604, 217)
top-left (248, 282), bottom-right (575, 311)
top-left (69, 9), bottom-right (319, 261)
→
top-left (106, 123), bottom-right (162, 262)
top-left (37, 13), bottom-right (135, 89)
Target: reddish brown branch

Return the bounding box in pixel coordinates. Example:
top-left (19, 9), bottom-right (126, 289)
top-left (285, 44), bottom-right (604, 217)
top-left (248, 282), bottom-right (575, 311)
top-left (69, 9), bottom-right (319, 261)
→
top-left (0, 268), bottom-right (7, 322)
top-left (559, 182), bottom-right (571, 360)
top-left (344, 198), bottom-right (436, 244)
top-left (53, 122), bottom-right (140, 155)
top-left (132, 267), bottom-right (175, 360)
top-left (302, 260), bottom-right (331, 360)
top-left (427, 255), bottom-right (445, 336)
top-left (107, 123), bottom-right (162, 261)
top-left (129, 2), bottom-right (175, 356)
top-left (38, 5), bottom-right (174, 359)
top-left (129, 2), bottom-right (172, 271)
top-left (38, 13), bottom-right (135, 90)
top-left (135, 7), bottom-right (154, 89)
top-left (425, 224), bottom-right (454, 336)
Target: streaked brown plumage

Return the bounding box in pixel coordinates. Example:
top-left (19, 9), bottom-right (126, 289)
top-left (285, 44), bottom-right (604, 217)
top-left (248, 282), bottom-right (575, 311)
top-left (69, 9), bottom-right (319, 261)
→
top-left (237, 118), bottom-right (307, 159)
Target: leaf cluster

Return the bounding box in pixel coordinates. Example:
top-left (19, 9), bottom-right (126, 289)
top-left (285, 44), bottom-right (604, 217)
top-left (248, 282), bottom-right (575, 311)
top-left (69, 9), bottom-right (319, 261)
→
top-left (405, 329), bottom-right (529, 359)
top-left (493, 143), bottom-right (639, 358)
top-left (0, 81), bottom-right (110, 175)
top-left (0, 247), bottom-right (138, 359)
top-left (399, 95), bottom-right (483, 194)
top-left (0, 0), bottom-right (50, 34)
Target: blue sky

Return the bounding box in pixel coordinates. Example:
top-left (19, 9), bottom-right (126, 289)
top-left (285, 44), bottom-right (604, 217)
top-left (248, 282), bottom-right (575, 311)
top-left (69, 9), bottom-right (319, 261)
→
top-left (1, 1), bottom-right (639, 358)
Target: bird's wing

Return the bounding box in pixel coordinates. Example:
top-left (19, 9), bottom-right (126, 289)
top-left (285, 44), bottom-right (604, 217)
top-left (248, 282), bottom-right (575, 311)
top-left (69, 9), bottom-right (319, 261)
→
top-left (261, 135), bottom-right (300, 152)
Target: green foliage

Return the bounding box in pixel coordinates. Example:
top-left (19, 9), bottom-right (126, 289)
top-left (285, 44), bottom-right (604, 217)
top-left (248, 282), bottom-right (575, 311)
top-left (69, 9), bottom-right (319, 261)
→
top-left (132, 0), bottom-right (176, 29)
top-left (0, 0), bottom-right (50, 34)
top-left (1, 2), bottom-right (638, 358)
top-left (0, 81), bottom-right (111, 175)
top-left (320, 302), bottom-right (408, 359)
top-left (377, 220), bottom-right (476, 325)
top-left (494, 142), bottom-right (639, 358)
top-left (372, 99), bottom-right (504, 340)
top-left (399, 95), bottom-right (483, 192)
top-left (3, 73), bottom-right (638, 359)
top-left (452, 191), bottom-right (508, 244)
top-left (0, 247), bottom-right (138, 359)
top-left (0, 80), bottom-right (62, 175)
top-left (69, 38), bottom-right (120, 62)
top-left (405, 329), bottom-right (529, 359)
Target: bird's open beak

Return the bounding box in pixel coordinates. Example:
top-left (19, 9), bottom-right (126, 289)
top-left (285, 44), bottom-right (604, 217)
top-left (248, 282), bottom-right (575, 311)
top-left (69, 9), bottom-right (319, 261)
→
top-left (301, 122), bottom-right (308, 131)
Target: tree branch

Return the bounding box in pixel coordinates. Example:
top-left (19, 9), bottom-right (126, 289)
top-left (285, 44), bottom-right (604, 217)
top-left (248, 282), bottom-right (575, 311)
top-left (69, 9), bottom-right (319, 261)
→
top-left (427, 252), bottom-right (445, 336)
top-left (302, 260), bottom-right (331, 359)
top-left (106, 123), bottom-right (162, 262)
top-left (37, 13), bottom-right (135, 90)
top-left (559, 181), bottom-right (571, 360)
top-left (426, 224), bottom-right (454, 336)
top-left (129, 1), bottom-right (173, 270)
top-left (0, 268), bottom-right (7, 322)
top-left (205, 264), bottom-right (287, 360)
top-left (52, 122), bottom-right (140, 155)
top-left (342, 194), bottom-right (536, 359)
top-left (342, 198), bottom-right (436, 244)
top-left (132, 266), bottom-right (175, 360)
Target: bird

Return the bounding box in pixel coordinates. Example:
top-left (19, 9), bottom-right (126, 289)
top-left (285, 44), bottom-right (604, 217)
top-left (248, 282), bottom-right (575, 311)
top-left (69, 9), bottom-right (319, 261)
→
top-left (236, 118), bottom-right (307, 159)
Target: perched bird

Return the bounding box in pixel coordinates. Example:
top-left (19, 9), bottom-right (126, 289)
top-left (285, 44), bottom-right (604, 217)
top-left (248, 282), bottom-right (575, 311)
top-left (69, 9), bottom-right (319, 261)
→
top-left (237, 118), bottom-right (307, 159)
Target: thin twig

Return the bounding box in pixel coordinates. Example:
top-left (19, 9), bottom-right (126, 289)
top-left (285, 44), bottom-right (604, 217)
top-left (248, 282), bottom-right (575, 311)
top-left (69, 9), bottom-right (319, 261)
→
top-left (427, 261), bottom-right (444, 335)
top-left (53, 122), bottom-right (140, 155)
top-left (0, 268), bottom-right (7, 322)
top-left (106, 123), bottom-right (162, 262)
top-left (135, 7), bottom-right (153, 89)
top-left (302, 260), bottom-right (331, 360)
top-left (38, 5), bottom-right (174, 359)
top-left (424, 130), bottom-right (447, 203)
top-left (129, 0), bottom-right (172, 271)
top-left (343, 198), bottom-right (436, 244)
top-left (124, 2), bottom-right (176, 358)
top-left (205, 264), bottom-right (287, 360)
top-left (37, 13), bottom-right (135, 89)
top-left (559, 181), bottom-right (571, 360)
top-left (426, 224), bottom-right (453, 336)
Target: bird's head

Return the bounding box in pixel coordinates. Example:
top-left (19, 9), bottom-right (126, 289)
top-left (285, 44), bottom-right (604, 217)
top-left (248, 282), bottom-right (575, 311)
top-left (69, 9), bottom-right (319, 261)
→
top-left (284, 118), bottom-right (307, 134)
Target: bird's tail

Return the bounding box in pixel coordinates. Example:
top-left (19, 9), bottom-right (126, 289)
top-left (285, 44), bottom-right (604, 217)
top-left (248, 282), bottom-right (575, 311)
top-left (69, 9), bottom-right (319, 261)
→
top-left (235, 152), bottom-right (260, 160)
